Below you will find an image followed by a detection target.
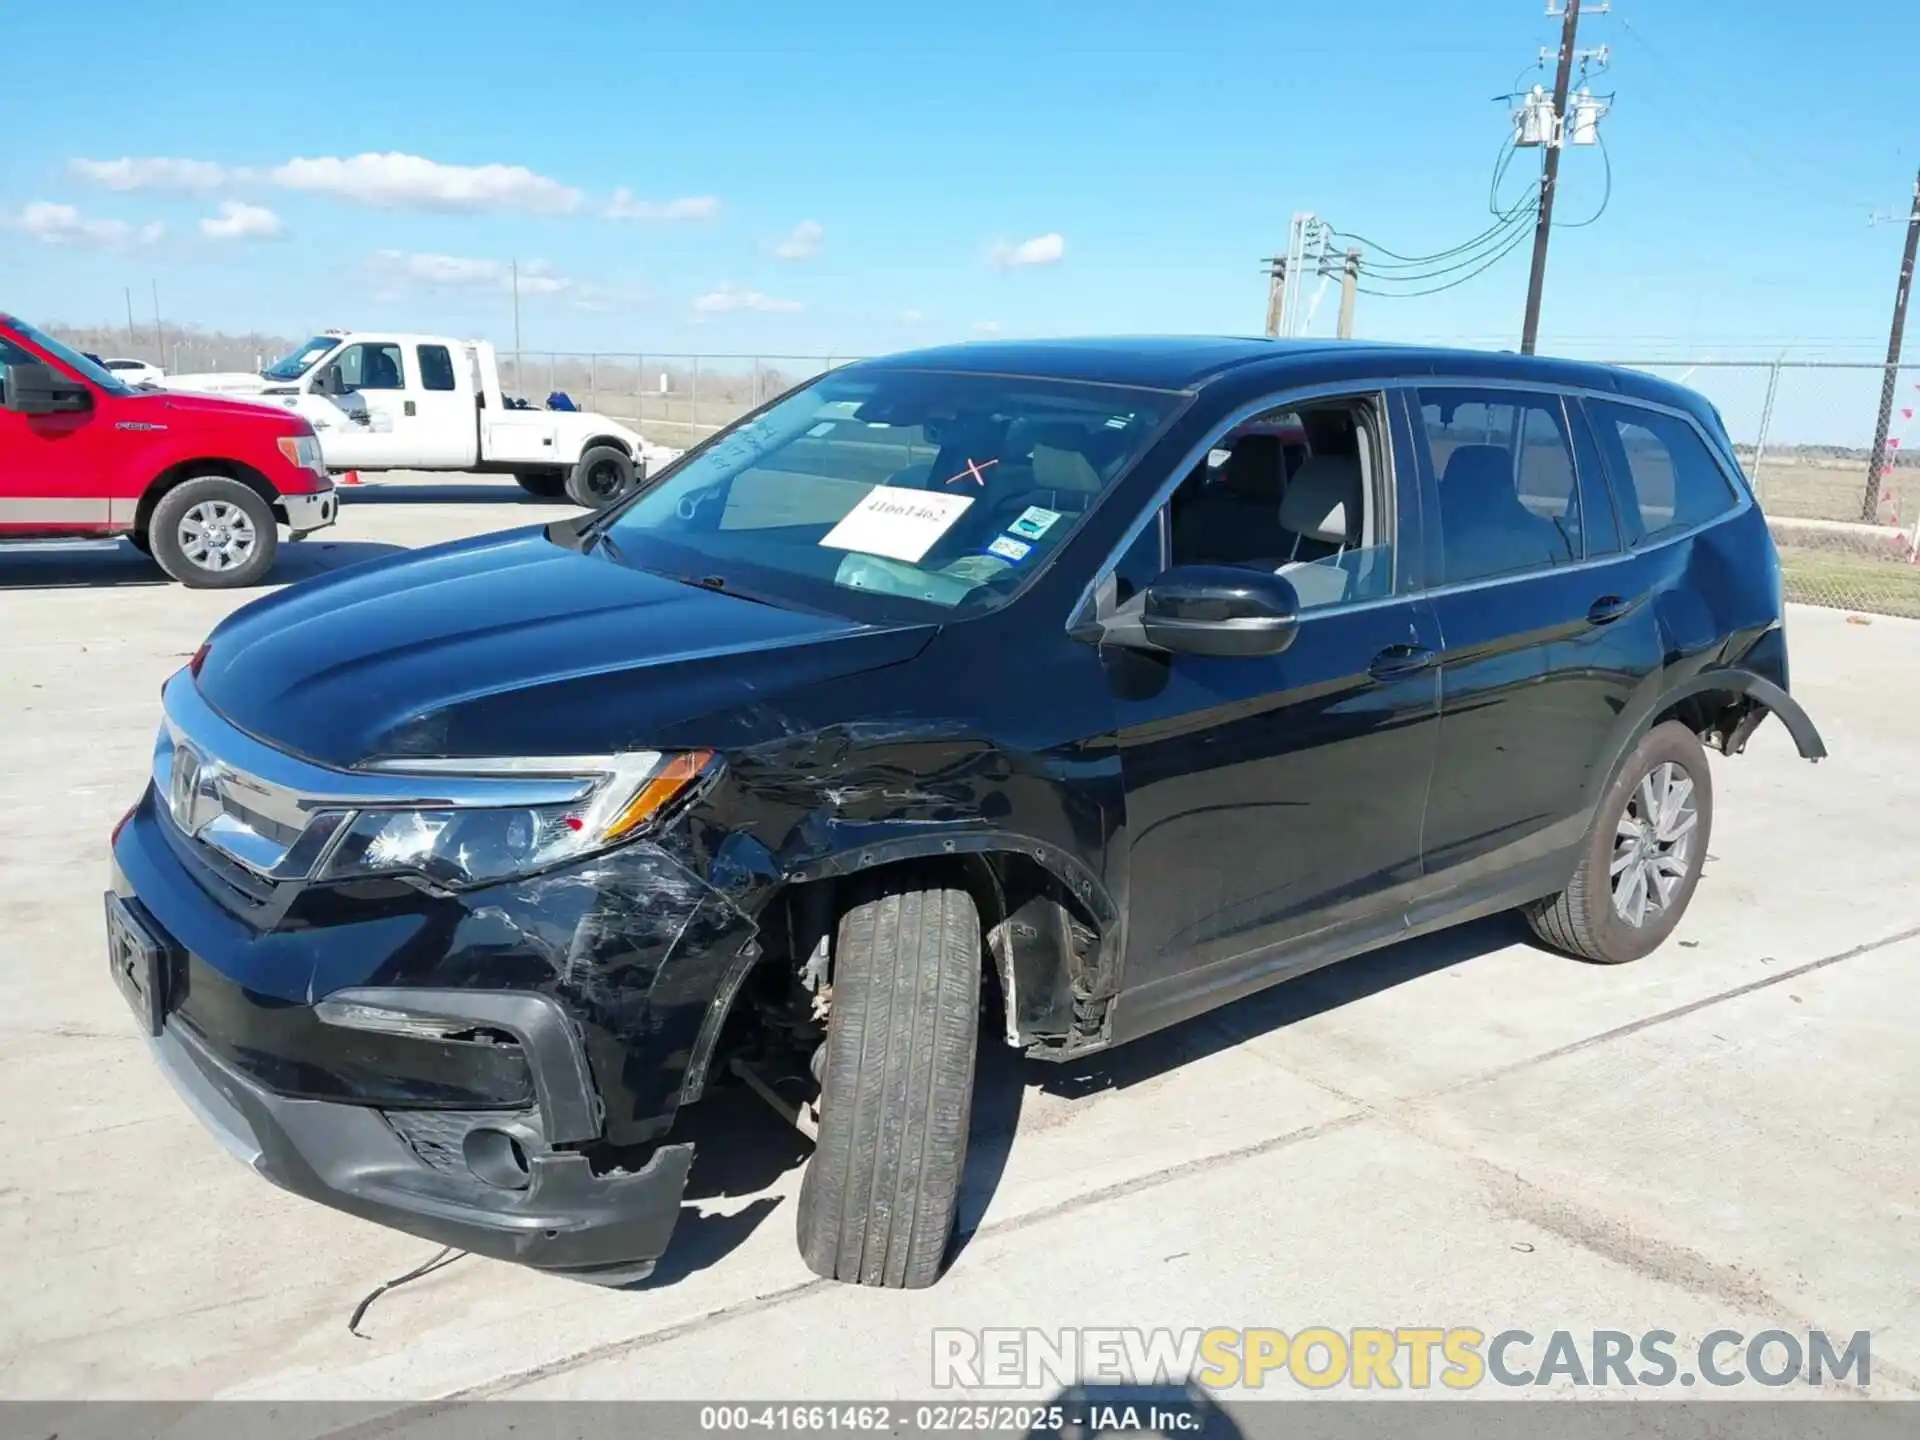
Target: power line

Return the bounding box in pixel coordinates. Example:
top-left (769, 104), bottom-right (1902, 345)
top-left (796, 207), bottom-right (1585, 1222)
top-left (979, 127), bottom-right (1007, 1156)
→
top-left (1344, 209), bottom-right (1540, 287)
top-left (1554, 128), bottom-right (1612, 228)
top-left (1354, 220), bottom-right (1537, 298)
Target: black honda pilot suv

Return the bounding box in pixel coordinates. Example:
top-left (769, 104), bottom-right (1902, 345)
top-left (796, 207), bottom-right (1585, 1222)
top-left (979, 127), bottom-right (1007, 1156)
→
top-left (108, 338), bottom-right (1825, 1289)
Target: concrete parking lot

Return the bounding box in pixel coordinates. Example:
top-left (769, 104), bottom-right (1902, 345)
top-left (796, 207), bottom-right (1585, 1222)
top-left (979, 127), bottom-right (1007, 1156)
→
top-left (2, 477), bottom-right (1916, 1408)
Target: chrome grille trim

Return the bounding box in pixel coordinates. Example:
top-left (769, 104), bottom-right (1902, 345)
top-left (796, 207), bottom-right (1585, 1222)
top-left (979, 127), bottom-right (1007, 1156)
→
top-left (153, 671), bottom-right (604, 881)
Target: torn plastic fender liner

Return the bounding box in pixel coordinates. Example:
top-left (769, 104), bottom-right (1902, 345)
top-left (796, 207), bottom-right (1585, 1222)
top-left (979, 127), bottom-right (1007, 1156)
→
top-left (1723, 673), bottom-right (1826, 761)
top-left (778, 820), bottom-right (1124, 1048)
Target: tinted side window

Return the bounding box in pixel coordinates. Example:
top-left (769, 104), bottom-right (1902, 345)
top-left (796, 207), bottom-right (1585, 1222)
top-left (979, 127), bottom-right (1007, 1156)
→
top-left (1418, 388), bottom-right (1580, 586)
top-left (417, 345), bottom-right (457, 392)
top-left (1566, 403), bottom-right (1622, 558)
top-left (1586, 400), bottom-right (1740, 545)
top-left (0, 338), bottom-right (35, 405)
top-left (335, 342), bottom-right (405, 391)
top-left (1110, 509), bottom-right (1163, 606)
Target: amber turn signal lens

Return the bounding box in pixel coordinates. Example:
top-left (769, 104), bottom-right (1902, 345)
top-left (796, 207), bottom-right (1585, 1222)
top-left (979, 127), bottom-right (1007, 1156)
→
top-left (603, 750), bottom-right (716, 842)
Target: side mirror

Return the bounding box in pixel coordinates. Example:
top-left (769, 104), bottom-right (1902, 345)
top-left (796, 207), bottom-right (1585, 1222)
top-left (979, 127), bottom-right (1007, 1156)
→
top-left (1, 361), bottom-right (93, 415)
top-left (313, 364), bottom-right (347, 397)
top-left (1076, 564), bottom-right (1301, 658)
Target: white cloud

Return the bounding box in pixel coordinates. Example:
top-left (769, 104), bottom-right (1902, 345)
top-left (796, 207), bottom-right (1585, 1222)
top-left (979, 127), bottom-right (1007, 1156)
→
top-left (693, 283), bottom-right (803, 314)
top-left (69, 151), bottom-right (586, 214)
top-left (771, 219), bottom-right (824, 260)
top-left (900, 309), bottom-right (926, 324)
top-left (273, 153), bottom-right (581, 213)
top-left (70, 157), bottom-right (234, 191)
top-left (10, 202), bottom-right (164, 250)
top-left (605, 189), bottom-right (721, 222)
top-left (371, 250), bottom-right (571, 295)
top-left (199, 200), bottom-right (284, 242)
top-left (987, 232), bottom-right (1066, 269)
top-left (971, 320), bottom-right (1002, 335)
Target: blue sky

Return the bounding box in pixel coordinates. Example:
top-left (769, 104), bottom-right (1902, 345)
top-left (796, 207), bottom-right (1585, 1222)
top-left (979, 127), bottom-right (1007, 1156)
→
top-left (0, 0), bottom-right (1911, 365)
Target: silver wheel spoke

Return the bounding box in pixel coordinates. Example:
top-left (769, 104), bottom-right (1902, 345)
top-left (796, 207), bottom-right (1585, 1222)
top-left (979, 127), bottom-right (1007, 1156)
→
top-left (1611, 760), bottom-right (1700, 928)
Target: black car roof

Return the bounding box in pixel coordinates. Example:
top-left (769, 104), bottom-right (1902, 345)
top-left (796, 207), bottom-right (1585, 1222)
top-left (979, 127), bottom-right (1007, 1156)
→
top-left (854, 335), bottom-right (1712, 419)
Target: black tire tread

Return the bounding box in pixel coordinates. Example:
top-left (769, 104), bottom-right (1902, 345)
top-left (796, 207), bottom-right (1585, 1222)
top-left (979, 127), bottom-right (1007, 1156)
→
top-left (1525, 720), bottom-right (1713, 965)
top-left (565, 444), bottom-right (634, 508)
top-left (148, 476), bottom-right (278, 589)
top-left (797, 868), bottom-right (979, 1288)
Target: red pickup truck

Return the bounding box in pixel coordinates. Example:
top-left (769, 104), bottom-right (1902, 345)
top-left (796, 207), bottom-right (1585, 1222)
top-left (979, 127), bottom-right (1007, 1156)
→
top-left (1, 312), bottom-right (336, 587)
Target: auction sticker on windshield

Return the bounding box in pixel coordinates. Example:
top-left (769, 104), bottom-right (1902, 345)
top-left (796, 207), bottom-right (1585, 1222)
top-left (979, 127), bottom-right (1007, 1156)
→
top-left (820, 487), bottom-right (974, 563)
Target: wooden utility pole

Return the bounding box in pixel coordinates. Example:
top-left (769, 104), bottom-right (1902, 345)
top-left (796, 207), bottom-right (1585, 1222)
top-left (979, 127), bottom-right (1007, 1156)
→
top-left (1263, 257), bottom-right (1287, 338)
top-left (124, 288), bottom-right (138, 352)
top-left (1863, 170), bottom-right (1920, 522)
top-left (1337, 249), bottom-right (1360, 338)
top-left (1519, 0), bottom-right (1581, 355)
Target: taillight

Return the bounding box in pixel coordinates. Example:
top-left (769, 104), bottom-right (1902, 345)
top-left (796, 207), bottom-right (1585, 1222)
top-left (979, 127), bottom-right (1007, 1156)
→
top-left (189, 642), bottom-right (210, 677)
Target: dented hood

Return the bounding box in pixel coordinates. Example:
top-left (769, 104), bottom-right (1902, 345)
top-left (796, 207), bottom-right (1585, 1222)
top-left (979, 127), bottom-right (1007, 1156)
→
top-left (195, 526), bottom-right (936, 767)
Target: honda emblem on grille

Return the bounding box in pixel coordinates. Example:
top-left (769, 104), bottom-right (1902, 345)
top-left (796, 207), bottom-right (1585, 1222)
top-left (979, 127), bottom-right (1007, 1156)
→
top-left (167, 743), bottom-right (226, 837)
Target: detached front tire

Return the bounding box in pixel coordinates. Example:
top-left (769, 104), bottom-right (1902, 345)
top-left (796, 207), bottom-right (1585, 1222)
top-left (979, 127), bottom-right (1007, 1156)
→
top-left (1525, 720), bottom-right (1714, 964)
top-left (797, 867), bottom-right (980, 1289)
top-left (148, 477), bottom-right (278, 589)
top-left (565, 444), bottom-right (634, 508)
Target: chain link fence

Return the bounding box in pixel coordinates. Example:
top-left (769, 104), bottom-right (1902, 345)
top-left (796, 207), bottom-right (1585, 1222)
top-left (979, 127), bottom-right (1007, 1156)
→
top-left (494, 352), bottom-right (855, 450)
top-left (43, 326), bottom-right (1920, 619)
top-left (1608, 361), bottom-right (1920, 619)
top-left (521, 350), bottom-right (1920, 620)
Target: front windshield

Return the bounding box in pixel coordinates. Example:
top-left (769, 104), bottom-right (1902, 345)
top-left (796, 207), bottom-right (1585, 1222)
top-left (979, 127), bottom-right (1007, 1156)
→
top-left (263, 336), bottom-right (341, 382)
top-left (606, 369), bottom-right (1180, 621)
top-left (8, 318), bottom-right (133, 395)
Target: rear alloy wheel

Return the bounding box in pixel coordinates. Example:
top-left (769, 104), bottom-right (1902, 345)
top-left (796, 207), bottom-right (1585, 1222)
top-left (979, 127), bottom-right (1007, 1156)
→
top-left (565, 444), bottom-right (635, 508)
top-left (514, 470), bottom-right (568, 499)
top-left (797, 867), bottom-right (980, 1288)
top-left (1525, 720), bottom-right (1714, 964)
top-left (148, 477), bottom-right (278, 589)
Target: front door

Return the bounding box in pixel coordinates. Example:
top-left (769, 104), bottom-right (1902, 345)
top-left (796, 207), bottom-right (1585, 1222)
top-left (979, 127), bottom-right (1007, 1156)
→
top-left (0, 339), bottom-right (109, 533)
top-left (1109, 390), bottom-right (1442, 1027)
top-left (310, 340), bottom-right (413, 469)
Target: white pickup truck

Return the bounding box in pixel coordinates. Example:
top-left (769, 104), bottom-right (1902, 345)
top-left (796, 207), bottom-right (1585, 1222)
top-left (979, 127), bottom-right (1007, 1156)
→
top-left (163, 331), bottom-right (680, 505)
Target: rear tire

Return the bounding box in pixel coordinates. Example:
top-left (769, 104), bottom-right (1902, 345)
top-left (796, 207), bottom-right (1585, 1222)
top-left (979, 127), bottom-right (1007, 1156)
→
top-left (514, 470), bottom-right (568, 499)
top-left (565, 445), bottom-right (635, 508)
top-left (797, 867), bottom-right (980, 1289)
top-left (1525, 720), bottom-right (1713, 964)
top-left (148, 477), bottom-right (279, 589)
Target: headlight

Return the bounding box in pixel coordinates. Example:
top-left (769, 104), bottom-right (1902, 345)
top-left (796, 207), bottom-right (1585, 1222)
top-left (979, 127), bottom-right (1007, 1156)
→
top-left (276, 433), bottom-right (326, 476)
top-left (316, 749), bottom-right (715, 889)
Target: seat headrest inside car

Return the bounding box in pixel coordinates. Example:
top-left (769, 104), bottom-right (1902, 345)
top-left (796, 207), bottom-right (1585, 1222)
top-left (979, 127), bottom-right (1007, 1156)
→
top-left (1280, 456), bottom-right (1361, 544)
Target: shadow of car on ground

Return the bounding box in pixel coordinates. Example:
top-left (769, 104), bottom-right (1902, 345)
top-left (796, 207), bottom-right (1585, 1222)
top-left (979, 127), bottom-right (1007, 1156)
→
top-left (0, 538), bottom-right (407, 590)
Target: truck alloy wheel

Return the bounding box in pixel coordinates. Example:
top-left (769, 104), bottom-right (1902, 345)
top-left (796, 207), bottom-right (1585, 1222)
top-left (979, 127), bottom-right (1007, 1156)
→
top-left (566, 445), bottom-right (636, 508)
top-left (148, 476), bottom-right (279, 589)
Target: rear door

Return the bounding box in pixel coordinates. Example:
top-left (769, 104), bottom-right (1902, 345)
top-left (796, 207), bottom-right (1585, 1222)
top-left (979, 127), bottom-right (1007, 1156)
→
top-left (408, 342), bottom-right (477, 467)
top-left (0, 336), bottom-right (111, 533)
top-left (1412, 384), bottom-right (1663, 885)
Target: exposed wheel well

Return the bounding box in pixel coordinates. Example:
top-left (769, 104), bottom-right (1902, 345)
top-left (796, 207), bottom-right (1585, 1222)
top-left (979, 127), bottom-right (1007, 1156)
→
top-left (135, 460), bottom-right (280, 538)
top-left (1649, 687), bottom-right (1763, 756)
top-left (683, 850), bottom-right (1109, 1105)
top-left (579, 435), bottom-right (632, 460)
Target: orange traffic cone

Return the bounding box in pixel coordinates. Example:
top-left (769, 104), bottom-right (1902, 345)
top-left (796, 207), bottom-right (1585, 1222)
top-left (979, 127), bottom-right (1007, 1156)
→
top-left (340, 470), bottom-right (360, 486)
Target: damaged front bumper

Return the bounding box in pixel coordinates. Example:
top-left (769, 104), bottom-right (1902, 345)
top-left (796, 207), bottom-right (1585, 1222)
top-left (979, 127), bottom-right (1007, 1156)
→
top-left (149, 1002), bottom-right (692, 1282)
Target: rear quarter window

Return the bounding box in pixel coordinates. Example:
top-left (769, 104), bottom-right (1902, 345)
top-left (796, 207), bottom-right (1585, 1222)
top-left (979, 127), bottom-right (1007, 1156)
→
top-left (1585, 399), bottom-right (1740, 546)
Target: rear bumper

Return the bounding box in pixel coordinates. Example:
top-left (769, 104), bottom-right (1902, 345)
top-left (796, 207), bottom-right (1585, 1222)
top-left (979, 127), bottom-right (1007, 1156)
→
top-left (152, 1008), bottom-right (692, 1282)
top-left (280, 487), bottom-right (338, 536)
